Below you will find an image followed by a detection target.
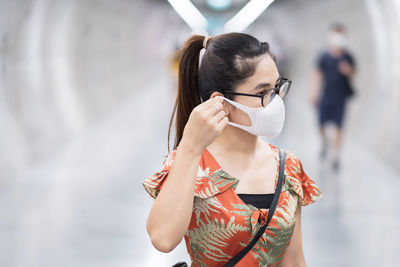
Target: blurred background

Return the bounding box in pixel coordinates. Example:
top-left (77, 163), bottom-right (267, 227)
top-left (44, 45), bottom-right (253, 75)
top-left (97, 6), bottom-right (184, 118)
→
top-left (0, 0), bottom-right (399, 266)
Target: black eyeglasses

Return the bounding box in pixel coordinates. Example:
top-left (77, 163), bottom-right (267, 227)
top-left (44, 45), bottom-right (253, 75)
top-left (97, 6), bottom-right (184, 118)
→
top-left (224, 77), bottom-right (292, 107)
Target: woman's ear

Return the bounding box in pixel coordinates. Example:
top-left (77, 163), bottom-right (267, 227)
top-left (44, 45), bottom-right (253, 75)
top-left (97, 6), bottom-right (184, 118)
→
top-left (210, 91), bottom-right (224, 99)
top-left (210, 91), bottom-right (230, 115)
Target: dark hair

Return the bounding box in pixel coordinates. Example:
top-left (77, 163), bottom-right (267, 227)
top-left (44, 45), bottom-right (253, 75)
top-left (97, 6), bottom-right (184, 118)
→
top-left (168, 32), bottom-right (274, 152)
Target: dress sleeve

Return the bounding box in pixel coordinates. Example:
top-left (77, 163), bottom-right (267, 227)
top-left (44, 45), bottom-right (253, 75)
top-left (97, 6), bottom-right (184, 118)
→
top-left (142, 149), bottom-right (177, 199)
top-left (285, 151), bottom-right (323, 206)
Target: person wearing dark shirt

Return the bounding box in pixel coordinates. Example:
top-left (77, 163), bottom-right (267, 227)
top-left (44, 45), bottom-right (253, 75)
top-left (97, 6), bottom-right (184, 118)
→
top-left (310, 23), bottom-right (356, 171)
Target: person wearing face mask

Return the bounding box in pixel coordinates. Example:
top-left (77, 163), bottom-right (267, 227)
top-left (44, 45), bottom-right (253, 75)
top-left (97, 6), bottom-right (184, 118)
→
top-left (311, 23), bottom-right (357, 171)
top-left (143, 33), bottom-right (323, 267)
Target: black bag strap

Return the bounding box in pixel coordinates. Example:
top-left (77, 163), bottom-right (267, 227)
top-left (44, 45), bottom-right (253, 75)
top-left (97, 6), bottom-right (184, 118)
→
top-left (224, 148), bottom-right (286, 267)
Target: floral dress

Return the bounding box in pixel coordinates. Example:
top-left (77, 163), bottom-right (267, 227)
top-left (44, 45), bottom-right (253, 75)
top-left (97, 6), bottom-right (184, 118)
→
top-left (142, 143), bottom-right (323, 266)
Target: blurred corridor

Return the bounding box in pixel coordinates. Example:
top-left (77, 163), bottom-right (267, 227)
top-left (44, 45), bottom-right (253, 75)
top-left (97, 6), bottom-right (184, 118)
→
top-left (0, 0), bottom-right (399, 266)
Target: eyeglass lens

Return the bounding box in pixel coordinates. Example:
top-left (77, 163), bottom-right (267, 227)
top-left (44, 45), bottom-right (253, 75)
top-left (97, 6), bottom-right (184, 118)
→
top-left (262, 81), bottom-right (290, 107)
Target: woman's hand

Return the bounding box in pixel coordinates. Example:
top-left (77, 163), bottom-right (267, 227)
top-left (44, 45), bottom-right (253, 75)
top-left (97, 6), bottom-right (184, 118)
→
top-left (179, 96), bottom-right (229, 153)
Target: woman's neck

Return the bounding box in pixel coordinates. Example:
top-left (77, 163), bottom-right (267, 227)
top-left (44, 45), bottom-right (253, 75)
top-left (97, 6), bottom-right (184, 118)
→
top-left (208, 125), bottom-right (264, 155)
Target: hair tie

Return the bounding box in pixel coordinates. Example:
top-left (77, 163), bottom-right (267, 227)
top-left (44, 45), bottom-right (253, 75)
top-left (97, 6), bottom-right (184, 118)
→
top-left (203, 36), bottom-right (211, 49)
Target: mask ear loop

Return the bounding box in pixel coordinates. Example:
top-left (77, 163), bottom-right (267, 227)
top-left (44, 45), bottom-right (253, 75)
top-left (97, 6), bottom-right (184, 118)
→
top-left (217, 97), bottom-right (256, 130)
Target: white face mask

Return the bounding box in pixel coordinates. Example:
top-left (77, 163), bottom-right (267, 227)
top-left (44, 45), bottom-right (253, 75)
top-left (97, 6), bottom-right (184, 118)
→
top-left (217, 95), bottom-right (286, 138)
top-left (327, 32), bottom-right (347, 49)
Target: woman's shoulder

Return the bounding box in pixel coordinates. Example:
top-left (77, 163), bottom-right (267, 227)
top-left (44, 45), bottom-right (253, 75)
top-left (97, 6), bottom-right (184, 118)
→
top-left (268, 143), bottom-right (308, 177)
top-left (270, 145), bottom-right (323, 206)
top-left (267, 142), bottom-right (300, 165)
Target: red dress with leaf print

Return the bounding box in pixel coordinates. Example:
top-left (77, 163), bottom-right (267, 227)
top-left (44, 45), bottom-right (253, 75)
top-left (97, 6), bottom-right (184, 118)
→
top-left (142, 143), bottom-right (323, 266)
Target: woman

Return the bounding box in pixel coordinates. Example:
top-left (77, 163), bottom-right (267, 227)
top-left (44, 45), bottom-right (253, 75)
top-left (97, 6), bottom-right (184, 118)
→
top-left (142, 33), bottom-right (323, 266)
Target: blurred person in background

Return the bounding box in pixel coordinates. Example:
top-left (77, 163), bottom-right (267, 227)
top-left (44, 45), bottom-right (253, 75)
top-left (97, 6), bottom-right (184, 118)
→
top-left (143, 33), bottom-right (322, 266)
top-left (310, 23), bottom-right (357, 172)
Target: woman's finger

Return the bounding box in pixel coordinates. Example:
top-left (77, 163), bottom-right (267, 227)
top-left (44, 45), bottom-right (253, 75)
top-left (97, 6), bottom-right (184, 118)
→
top-left (212, 109), bottom-right (228, 124)
top-left (216, 116), bottom-right (229, 132)
top-left (198, 96), bottom-right (223, 111)
top-left (203, 101), bottom-right (224, 117)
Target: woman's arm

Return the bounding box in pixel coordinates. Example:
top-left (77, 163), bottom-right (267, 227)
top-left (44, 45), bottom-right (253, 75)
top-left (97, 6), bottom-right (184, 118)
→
top-left (146, 97), bottom-right (228, 253)
top-left (146, 144), bottom-right (202, 253)
top-left (282, 203), bottom-right (307, 267)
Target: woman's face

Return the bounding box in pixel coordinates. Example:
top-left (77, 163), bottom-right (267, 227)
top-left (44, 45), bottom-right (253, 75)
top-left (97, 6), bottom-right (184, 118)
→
top-left (223, 54), bottom-right (280, 127)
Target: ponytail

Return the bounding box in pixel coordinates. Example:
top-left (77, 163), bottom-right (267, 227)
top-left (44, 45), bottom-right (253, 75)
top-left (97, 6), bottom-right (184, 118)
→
top-left (168, 35), bottom-right (205, 152)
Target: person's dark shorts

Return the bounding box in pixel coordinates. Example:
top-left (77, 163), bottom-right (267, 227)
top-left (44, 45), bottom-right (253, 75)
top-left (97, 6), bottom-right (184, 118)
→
top-left (318, 101), bottom-right (346, 128)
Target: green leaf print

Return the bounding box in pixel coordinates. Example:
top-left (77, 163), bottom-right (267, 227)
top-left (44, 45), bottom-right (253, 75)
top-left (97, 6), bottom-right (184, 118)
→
top-left (190, 243), bottom-right (206, 267)
top-left (262, 199), bottom-right (297, 265)
top-left (264, 219), bottom-right (295, 264)
top-left (249, 244), bottom-right (270, 266)
top-left (231, 203), bottom-right (253, 225)
top-left (193, 196), bottom-right (228, 226)
top-left (210, 170), bottom-right (237, 187)
top-left (188, 215), bottom-right (248, 263)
